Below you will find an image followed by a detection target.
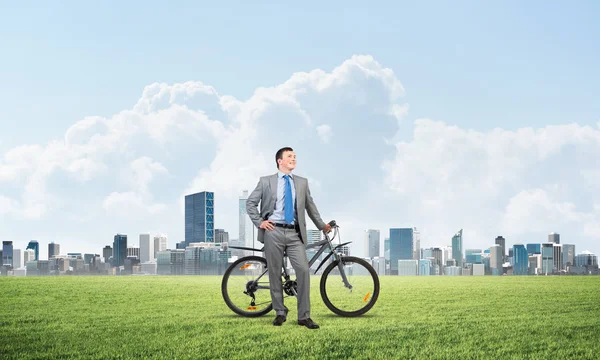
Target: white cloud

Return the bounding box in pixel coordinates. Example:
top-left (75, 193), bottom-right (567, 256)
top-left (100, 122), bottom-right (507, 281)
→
top-left (316, 124), bottom-right (332, 144)
top-left (0, 195), bottom-right (19, 215)
top-left (380, 119), bottom-right (600, 251)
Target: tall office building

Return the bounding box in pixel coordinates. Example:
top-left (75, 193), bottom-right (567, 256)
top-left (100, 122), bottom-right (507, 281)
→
top-left (452, 229), bottom-right (463, 266)
top-left (526, 243), bottom-right (541, 255)
top-left (48, 242), bottom-right (60, 259)
top-left (548, 233), bottom-right (560, 244)
top-left (12, 249), bottom-right (22, 269)
top-left (306, 229), bottom-right (321, 244)
top-left (413, 229), bottom-right (420, 260)
top-left (513, 244), bottom-right (528, 275)
top-left (113, 234), bottom-right (127, 267)
top-left (418, 259), bottom-right (432, 275)
top-left (2, 241), bottom-right (13, 266)
top-left (26, 240), bottom-right (39, 261)
top-left (215, 229), bottom-right (229, 244)
top-left (553, 244), bottom-right (563, 272)
top-left (529, 255), bottom-right (542, 275)
top-left (127, 246), bottom-right (140, 259)
top-left (239, 190), bottom-right (254, 248)
top-left (575, 251), bottom-right (598, 267)
top-left (495, 236), bottom-right (506, 263)
top-left (154, 234), bottom-right (168, 258)
top-left (490, 245), bottom-right (503, 275)
top-left (365, 229), bottom-right (380, 259)
top-left (24, 249), bottom-right (35, 264)
top-left (185, 191), bottom-right (214, 246)
top-left (562, 244), bottom-right (575, 267)
top-left (432, 247), bottom-right (443, 274)
top-left (541, 243), bottom-right (554, 274)
top-left (139, 234), bottom-right (153, 263)
top-left (442, 246), bottom-right (452, 267)
top-left (389, 228), bottom-right (413, 275)
top-left (103, 246), bottom-right (112, 263)
top-left (465, 249), bottom-right (482, 264)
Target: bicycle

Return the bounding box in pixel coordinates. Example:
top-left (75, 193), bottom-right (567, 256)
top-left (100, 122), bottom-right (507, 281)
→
top-left (221, 220), bottom-right (380, 317)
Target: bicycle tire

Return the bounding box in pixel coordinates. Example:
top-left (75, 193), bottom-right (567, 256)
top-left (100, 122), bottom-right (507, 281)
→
top-left (221, 256), bottom-right (273, 317)
top-left (320, 256), bottom-right (380, 317)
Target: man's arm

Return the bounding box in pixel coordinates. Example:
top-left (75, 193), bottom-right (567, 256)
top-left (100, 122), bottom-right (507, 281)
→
top-left (246, 179), bottom-right (264, 228)
top-left (305, 180), bottom-right (327, 231)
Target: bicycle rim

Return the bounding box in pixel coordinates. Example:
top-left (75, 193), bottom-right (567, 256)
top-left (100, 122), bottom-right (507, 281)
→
top-left (320, 256), bottom-right (380, 317)
top-left (221, 256), bottom-right (273, 317)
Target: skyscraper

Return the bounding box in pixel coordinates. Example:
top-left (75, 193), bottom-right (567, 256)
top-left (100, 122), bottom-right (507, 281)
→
top-left (553, 244), bottom-right (563, 272)
top-left (306, 229), bottom-right (321, 245)
top-left (452, 229), bottom-right (463, 266)
top-left (48, 242), bottom-right (60, 259)
top-left (490, 245), bottom-right (503, 275)
top-left (548, 233), bottom-right (560, 244)
top-left (495, 236), bottom-right (506, 263)
top-left (432, 247), bottom-right (443, 274)
top-left (26, 240), bottom-right (39, 261)
top-left (526, 243), bottom-right (541, 255)
top-left (364, 229), bottom-right (380, 259)
top-left (127, 246), bottom-right (140, 259)
top-left (239, 190), bottom-right (254, 248)
top-left (23, 249), bottom-right (35, 264)
top-left (465, 249), bottom-right (482, 264)
top-left (2, 241), bottom-right (13, 266)
top-left (113, 234), bottom-right (127, 267)
top-left (513, 244), bottom-right (528, 275)
top-left (154, 234), bottom-right (168, 258)
top-left (215, 229), bottom-right (229, 243)
top-left (575, 251), bottom-right (598, 267)
top-left (139, 234), bottom-right (153, 263)
top-left (390, 228), bottom-right (413, 275)
top-left (413, 228), bottom-right (420, 260)
top-left (562, 244), bottom-right (575, 267)
top-left (12, 249), bottom-right (22, 269)
top-left (541, 243), bottom-right (554, 275)
top-left (103, 246), bottom-right (112, 264)
top-left (185, 191), bottom-right (214, 246)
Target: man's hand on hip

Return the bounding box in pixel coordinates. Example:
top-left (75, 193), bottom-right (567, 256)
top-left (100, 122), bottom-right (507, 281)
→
top-left (260, 220), bottom-right (275, 231)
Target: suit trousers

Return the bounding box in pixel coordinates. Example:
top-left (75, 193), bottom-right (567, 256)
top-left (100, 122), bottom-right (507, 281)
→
top-left (263, 226), bottom-right (311, 320)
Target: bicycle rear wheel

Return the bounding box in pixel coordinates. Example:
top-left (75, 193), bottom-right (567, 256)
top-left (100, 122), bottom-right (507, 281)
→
top-left (320, 256), bottom-right (380, 317)
top-left (221, 256), bottom-right (273, 317)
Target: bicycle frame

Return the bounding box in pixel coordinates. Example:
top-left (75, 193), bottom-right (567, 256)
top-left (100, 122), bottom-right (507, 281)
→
top-left (228, 225), bottom-right (354, 290)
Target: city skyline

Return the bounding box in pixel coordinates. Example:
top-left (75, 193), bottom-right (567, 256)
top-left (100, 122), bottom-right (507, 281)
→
top-left (4, 193), bottom-right (599, 262)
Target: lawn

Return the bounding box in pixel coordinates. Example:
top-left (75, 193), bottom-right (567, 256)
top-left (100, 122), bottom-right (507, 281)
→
top-left (1, 276), bottom-right (599, 359)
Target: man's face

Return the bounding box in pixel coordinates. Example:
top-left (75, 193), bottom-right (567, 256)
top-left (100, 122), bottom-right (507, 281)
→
top-left (279, 150), bottom-right (296, 172)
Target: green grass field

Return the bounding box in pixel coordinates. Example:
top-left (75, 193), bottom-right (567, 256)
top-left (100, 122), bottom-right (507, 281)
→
top-left (1, 276), bottom-right (599, 359)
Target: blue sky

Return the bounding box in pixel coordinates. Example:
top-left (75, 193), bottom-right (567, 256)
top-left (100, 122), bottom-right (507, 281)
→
top-left (1, 1), bottom-right (600, 259)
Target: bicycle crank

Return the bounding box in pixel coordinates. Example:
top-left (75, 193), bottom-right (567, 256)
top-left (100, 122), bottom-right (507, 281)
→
top-left (283, 280), bottom-right (298, 296)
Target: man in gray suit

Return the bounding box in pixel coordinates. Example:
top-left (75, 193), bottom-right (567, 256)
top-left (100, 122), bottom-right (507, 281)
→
top-left (246, 147), bottom-right (331, 329)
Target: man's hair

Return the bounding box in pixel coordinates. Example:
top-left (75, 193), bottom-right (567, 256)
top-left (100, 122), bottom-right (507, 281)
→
top-left (275, 147), bottom-right (294, 169)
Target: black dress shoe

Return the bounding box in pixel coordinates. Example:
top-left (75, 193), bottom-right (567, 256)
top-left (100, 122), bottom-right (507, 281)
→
top-left (297, 318), bottom-right (320, 329)
top-left (273, 315), bottom-right (286, 326)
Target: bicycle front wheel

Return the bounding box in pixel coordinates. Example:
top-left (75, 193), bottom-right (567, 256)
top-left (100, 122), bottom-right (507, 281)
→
top-left (221, 256), bottom-right (273, 317)
top-left (320, 256), bottom-right (380, 317)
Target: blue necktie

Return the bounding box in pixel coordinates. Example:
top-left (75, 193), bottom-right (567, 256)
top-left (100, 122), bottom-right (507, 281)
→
top-left (283, 175), bottom-right (294, 224)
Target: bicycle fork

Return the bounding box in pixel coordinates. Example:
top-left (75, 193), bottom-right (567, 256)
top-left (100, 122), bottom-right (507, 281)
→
top-left (332, 252), bottom-right (353, 290)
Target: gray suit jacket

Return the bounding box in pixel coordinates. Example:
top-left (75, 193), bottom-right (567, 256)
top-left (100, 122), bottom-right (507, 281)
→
top-left (246, 173), bottom-right (326, 245)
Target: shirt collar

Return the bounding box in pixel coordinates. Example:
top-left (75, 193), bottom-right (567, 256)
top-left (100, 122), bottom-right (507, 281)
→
top-left (277, 170), bottom-right (293, 179)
